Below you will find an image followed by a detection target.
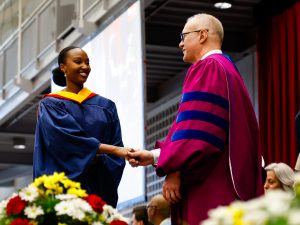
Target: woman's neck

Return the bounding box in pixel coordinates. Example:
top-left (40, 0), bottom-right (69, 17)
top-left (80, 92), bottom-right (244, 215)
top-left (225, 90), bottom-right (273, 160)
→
top-left (64, 84), bottom-right (83, 94)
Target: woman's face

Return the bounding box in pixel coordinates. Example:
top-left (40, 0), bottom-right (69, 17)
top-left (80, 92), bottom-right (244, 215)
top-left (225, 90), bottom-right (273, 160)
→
top-left (264, 170), bottom-right (282, 192)
top-left (60, 48), bottom-right (91, 88)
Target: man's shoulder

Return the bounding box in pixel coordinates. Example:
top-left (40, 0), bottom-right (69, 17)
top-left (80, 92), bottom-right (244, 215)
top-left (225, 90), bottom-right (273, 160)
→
top-left (193, 54), bottom-right (224, 69)
top-left (188, 56), bottom-right (226, 76)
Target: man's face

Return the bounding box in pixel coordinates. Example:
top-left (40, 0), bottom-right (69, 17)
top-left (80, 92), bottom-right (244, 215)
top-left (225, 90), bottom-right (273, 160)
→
top-left (131, 215), bottom-right (142, 225)
top-left (179, 20), bottom-right (202, 64)
top-left (146, 200), bottom-right (156, 223)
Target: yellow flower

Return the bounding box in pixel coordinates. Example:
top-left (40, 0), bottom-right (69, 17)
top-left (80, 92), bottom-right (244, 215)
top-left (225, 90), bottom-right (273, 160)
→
top-left (44, 180), bottom-right (57, 189)
top-left (30, 221), bottom-right (39, 225)
top-left (295, 183), bottom-right (300, 194)
top-left (32, 175), bottom-right (47, 187)
top-left (45, 189), bottom-right (54, 196)
top-left (52, 172), bottom-right (67, 182)
top-left (61, 179), bottom-right (81, 189)
top-left (44, 183), bottom-right (63, 195)
top-left (0, 172), bottom-right (126, 225)
top-left (227, 207), bottom-right (245, 225)
top-left (67, 188), bottom-right (88, 197)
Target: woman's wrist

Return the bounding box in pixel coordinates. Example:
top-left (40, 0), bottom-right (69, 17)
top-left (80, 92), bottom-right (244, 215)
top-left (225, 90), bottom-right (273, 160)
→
top-left (98, 144), bottom-right (130, 158)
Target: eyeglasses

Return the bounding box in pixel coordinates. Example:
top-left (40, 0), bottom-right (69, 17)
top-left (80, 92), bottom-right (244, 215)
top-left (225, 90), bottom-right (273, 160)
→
top-left (180, 29), bottom-right (208, 41)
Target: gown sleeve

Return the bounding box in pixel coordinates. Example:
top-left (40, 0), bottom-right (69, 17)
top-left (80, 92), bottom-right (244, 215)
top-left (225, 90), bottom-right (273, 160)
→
top-left (156, 59), bottom-right (229, 184)
top-left (99, 102), bottom-right (125, 187)
top-left (33, 98), bottom-right (100, 181)
top-left (87, 101), bottom-right (125, 207)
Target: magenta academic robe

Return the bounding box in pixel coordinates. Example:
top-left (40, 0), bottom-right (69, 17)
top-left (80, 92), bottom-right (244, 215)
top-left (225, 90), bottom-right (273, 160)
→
top-left (156, 53), bottom-right (263, 225)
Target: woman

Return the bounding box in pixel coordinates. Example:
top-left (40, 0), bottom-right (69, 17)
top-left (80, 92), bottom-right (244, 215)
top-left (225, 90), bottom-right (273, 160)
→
top-left (33, 46), bottom-right (129, 207)
top-left (264, 162), bottom-right (295, 194)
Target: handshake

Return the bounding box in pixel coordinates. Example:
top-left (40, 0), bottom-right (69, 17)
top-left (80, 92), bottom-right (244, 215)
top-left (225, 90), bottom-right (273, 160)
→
top-left (116, 146), bottom-right (182, 204)
top-left (124, 148), bottom-right (155, 167)
top-left (98, 144), bottom-right (158, 167)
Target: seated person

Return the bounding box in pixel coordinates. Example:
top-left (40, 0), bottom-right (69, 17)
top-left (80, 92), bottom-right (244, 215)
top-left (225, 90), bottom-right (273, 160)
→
top-left (132, 206), bottom-right (151, 225)
top-left (147, 194), bottom-right (171, 225)
top-left (264, 162), bottom-right (295, 194)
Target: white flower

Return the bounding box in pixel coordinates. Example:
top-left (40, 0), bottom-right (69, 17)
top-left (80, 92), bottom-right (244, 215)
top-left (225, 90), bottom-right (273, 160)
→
top-left (103, 205), bottom-right (117, 214)
top-left (201, 219), bottom-right (219, 225)
top-left (288, 209), bottom-right (300, 225)
top-left (92, 222), bottom-right (104, 225)
top-left (264, 190), bottom-right (292, 216)
top-left (70, 208), bottom-right (85, 220)
top-left (19, 184), bottom-right (39, 202)
top-left (70, 198), bottom-right (92, 212)
top-left (55, 194), bottom-right (77, 200)
top-left (119, 217), bottom-right (130, 224)
top-left (0, 200), bottom-right (8, 218)
top-left (55, 200), bottom-right (75, 217)
top-left (110, 213), bottom-right (127, 221)
top-left (102, 205), bottom-right (125, 223)
top-left (264, 189), bottom-right (293, 202)
top-left (294, 172), bottom-right (300, 183)
top-left (55, 198), bottom-right (92, 221)
top-left (24, 205), bottom-right (44, 219)
top-left (243, 210), bottom-right (269, 224)
top-left (206, 206), bottom-right (233, 225)
top-left (242, 196), bottom-right (266, 211)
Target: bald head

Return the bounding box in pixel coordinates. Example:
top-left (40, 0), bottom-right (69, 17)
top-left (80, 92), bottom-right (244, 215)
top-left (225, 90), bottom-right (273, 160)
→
top-left (187, 13), bottom-right (224, 44)
top-left (179, 13), bottom-right (224, 63)
top-left (147, 194), bottom-right (170, 225)
top-left (151, 194), bottom-right (170, 212)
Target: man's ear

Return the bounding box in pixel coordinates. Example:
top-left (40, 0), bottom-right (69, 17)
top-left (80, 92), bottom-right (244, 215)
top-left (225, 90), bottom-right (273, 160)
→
top-left (148, 207), bottom-right (156, 218)
top-left (199, 30), bottom-right (208, 44)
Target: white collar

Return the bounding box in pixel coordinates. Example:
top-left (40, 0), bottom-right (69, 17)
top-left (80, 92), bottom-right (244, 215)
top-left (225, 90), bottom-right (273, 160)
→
top-left (201, 49), bottom-right (222, 60)
top-left (160, 218), bottom-right (171, 225)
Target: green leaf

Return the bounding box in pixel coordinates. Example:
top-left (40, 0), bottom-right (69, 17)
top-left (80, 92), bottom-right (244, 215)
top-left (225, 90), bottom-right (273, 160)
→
top-left (266, 217), bottom-right (289, 225)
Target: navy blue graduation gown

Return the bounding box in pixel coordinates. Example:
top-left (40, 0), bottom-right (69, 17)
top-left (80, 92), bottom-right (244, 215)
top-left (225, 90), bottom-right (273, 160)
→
top-left (33, 88), bottom-right (125, 207)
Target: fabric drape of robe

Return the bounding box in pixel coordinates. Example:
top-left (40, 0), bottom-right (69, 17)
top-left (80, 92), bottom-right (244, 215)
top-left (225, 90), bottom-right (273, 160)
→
top-left (295, 111), bottom-right (300, 154)
top-left (156, 54), bottom-right (262, 225)
top-left (33, 88), bottom-right (125, 207)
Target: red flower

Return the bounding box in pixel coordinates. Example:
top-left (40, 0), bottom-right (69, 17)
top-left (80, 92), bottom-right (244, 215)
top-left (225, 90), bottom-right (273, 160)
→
top-left (6, 195), bottom-right (27, 215)
top-left (84, 194), bottom-right (106, 213)
top-left (10, 218), bottom-right (32, 225)
top-left (110, 220), bottom-right (128, 225)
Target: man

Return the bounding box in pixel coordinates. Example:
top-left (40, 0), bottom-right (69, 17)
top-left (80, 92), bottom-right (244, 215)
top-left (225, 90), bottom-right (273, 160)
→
top-left (132, 206), bottom-right (150, 225)
top-left (128, 13), bottom-right (262, 225)
top-left (147, 194), bottom-right (171, 225)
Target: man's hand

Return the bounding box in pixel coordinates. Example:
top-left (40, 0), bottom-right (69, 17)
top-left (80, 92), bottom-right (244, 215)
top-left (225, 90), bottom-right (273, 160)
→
top-left (127, 149), bottom-right (154, 167)
top-left (163, 171), bottom-right (181, 204)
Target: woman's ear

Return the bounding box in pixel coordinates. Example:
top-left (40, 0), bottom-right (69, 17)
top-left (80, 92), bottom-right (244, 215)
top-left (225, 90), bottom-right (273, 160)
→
top-left (59, 63), bottom-right (66, 74)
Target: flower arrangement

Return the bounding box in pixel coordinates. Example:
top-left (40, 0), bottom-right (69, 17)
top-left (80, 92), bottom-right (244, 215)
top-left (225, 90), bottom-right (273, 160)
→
top-left (0, 172), bottom-right (128, 225)
top-left (202, 173), bottom-right (300, 225)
